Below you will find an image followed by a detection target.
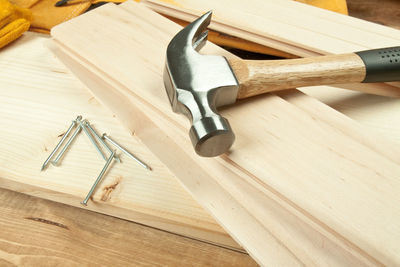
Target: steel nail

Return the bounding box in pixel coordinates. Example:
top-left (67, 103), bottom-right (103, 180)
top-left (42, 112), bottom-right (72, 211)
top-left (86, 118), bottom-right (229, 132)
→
top-left (85, 122), bottom-right (121, 163)
top-left (51, 123), bottom-right (82, 166)
top-left (102, 133), bottom-right (151, 171)
top-left (41, 116), bottom-right (82, 171)
top-left (80, 120), bottom-right (108, 161)
top-left (81, 150), bottom-right (115, 206)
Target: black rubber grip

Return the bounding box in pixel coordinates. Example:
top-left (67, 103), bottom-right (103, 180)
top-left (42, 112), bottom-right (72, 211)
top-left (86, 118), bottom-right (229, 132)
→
top-left (355, 46), bottom-right (400, 83)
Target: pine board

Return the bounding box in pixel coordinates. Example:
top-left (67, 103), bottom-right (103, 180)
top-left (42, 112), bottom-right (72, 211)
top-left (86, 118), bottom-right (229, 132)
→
top-left (0, 188), bottom-right (257, 266)
top-left (142, 0), bottom-right (400, 97)
top-left (300, 86), bottom-right (400, 146)
top-left (142, 0), bottom-right (400, 53)
top-left (49, 40), bottom-right (308, 266)
top-left (0, 32), bottom-right (239, 250)
top-left (50, 2), bottom-right (400, 266)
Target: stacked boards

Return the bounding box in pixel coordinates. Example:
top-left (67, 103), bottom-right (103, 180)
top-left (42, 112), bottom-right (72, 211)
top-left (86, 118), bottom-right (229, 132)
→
top-left (142, 0), bottom-right (400, 55)
top-left (142, 0), bottom-right (400, 97)
top-left (0, 33), bottom-right (237, 249)
top-left (50, 1), bottom-right (400, 266)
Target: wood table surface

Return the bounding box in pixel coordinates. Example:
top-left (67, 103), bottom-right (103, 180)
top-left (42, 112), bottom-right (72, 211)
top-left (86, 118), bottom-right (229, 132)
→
top-left (347, 0), bottom-right (400, 29)
top-left (1, 0), bottom-right (399, 266)
top-left (0, 188), bottom-right (256, 266)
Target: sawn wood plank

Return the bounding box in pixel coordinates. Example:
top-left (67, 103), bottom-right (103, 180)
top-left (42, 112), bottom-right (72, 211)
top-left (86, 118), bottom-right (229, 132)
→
top-left (0, 32), bottom-right (239, 250)
top-left (50, 2), bottom-right (400, 266)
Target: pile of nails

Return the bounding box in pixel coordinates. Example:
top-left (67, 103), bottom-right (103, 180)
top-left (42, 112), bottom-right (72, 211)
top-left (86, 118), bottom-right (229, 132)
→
top-left (41, 115), bottom-right (151, 206)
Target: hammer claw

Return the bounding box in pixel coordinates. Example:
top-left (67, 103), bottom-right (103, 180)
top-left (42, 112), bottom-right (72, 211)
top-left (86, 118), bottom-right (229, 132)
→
top-left (168, 10), bottom-right (212, 54)
top-left (190, 11), bottom-right (212, 49)
top-left (193, 30), bottom-right (208, 51)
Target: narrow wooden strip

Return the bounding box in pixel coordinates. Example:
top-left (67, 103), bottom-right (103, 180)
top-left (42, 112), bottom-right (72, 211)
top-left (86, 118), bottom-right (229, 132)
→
top-left (141, 2), bottom-right (320, 57)
top-left (270, 0), bottom-right (400, 38)
top-left (144, 0), bottom-right (400, 50)
top-left (163, 15), bottom-right (298, 58)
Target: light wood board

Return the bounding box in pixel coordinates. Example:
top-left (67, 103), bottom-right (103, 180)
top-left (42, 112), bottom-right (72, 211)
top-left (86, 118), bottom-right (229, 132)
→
top-left (142, 0), bottom-right (400, 54)
top-left (300, 86), bottom-right (400, 146)
top-left (142, 0), bottom-right (400, 97)
top-left (0, 32), bottom-right (239, 250)
top-left (50, 2), bottom-right (400, 266)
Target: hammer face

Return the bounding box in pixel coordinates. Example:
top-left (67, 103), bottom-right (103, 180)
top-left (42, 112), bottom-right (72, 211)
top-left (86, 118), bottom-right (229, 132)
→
top-left (163, 10), bottom-right (239, 157)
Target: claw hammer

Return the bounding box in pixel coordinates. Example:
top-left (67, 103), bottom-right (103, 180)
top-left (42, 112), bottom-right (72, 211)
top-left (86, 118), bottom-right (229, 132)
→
top-left (163, 11), bottom-right (400, 157)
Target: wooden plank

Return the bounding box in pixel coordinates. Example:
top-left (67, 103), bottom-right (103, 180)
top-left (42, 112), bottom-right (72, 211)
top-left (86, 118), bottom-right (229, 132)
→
top-left (50, 2), bottom-right (400, 265)
top-left (163, 15), bottom-right (298, 58)
top-left (142, 0), bottom-right (400, 54)
top-left (143, 1), bottom-right (319, 57)
top-left (299, 86), bottom-right (400, 146)
top-left (0, 32), bottom-right (239, 250)
top-left (49, 40), bottom-right (307, 266)
top-left (0, 188), bottom-right (257, 266)
top-left (50, 40), bottom-right (375, 266)
top-left (279, 89), bottom-right (400, 160)
top-left (266, 0), bottom-right (400, 40)
top-left (141, 0), bottom-right (400, 97)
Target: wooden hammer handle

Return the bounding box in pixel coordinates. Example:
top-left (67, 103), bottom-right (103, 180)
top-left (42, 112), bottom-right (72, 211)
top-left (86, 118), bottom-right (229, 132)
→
top-left (231, 53), bottom-right (366, 99)
top-left (231, 46), bottom-right (400, 99)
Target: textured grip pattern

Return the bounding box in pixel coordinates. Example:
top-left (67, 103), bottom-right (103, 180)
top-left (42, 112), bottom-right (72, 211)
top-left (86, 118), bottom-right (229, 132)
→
top-left (356, 47), bottom-right (400, 83)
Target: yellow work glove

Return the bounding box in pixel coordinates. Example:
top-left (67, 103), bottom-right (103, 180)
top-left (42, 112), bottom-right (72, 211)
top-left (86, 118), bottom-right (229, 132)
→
top-left (0, 0), bottom-right (31, 49)
top-left (10, 0), bottom-right (124, 33)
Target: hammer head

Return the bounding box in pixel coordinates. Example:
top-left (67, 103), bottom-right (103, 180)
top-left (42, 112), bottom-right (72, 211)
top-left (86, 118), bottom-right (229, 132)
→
top-left (164, 11), bottom-right (239, 157)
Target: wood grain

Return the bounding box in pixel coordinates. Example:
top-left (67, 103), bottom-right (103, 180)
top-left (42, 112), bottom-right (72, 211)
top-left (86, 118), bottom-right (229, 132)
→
top-left (48, 40), bottom-right (307, 266)
top-left (230, 53), bottom-right (366, 98)
top-left (142, 0), bottom-right (400, 54)
top-left (1, 2), bottom-right (399, 266)
top-left (51, 41), bottom-right (373, 266)
top-left (299, 85), bottom-right (400, 146)
top-left (50, 2), bottom-right (400, 265)
top-left (142, 0), bottom-right (400, 97)
top-left (0, 188), bottom-right (256, 266)
top-left (0, 32), bottom-right (238, 249)
top-left (162, 15), bottom-right (298, 58)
